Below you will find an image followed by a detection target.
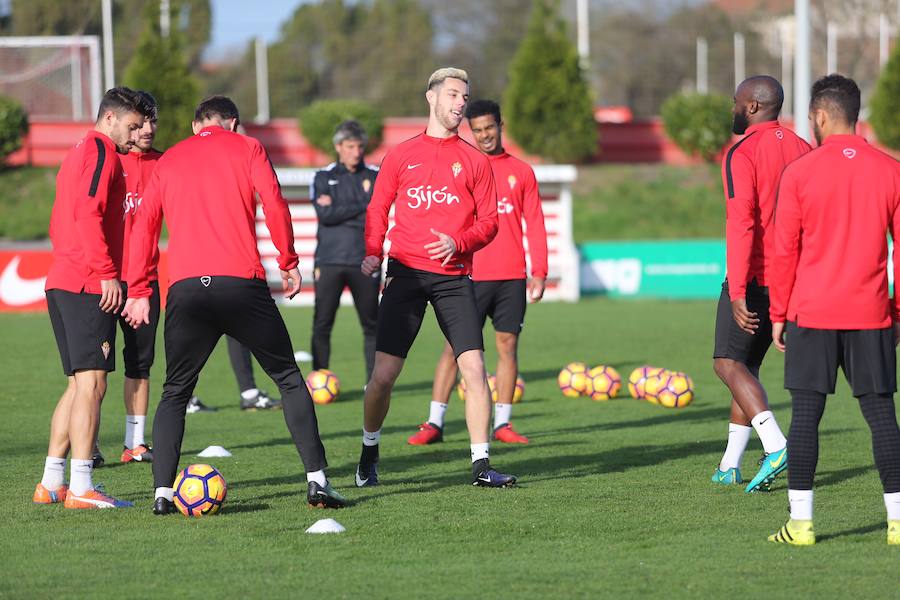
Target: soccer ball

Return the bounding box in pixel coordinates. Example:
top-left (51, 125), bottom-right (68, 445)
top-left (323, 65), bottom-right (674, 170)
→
top-left (306, 369), bottom-right (340, 404)
top-left (173, 464), bottom-right (227, 517)
top-left (558, 362), bottom-right (589, 397)
top-left (642, 372), bottom-right (669, 405)
top-left (585, 365), bottom-right (622, 401)
top-left (627, 365), bottom-right (665, 399)
top-left (512, 375), bottom-right (525, 404)
top-left (644, 371), bottom-right (694, 408)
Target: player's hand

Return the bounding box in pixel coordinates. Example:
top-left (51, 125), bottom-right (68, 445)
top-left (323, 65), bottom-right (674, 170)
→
top-left (894, 321), bottom-right (900, 347)
top-left (316, 194), bottom-right (332, 207)
top-left (731, 298), bottom-right (759, 334)
top-left (425, 228), bottom-right (457, 267)
top-left (99, 278), bottom-right (122, 313)
top-left (528, 277), bottom-right (546, 303)
top-left (361, 255), bottom-right (382, 276)
top-left (772, 321), bottom-right (786, 352)
top-left (281, 267), bottom-right (302, 299)
top-left (122, 297), bottom-right (150, 329)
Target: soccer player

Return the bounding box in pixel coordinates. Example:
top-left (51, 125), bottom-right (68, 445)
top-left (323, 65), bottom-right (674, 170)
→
top-left (711, 76), bottom-right (811, 492)
top-left (357, 67), bottom-right (516, 488)
top-left (34, 87), bottom-right (150, 509)
top-left (310, 120), bottom-right (380, 382)
top-left (407, 99), bottom-right (547, 446)
top-left (123, 96), bottom-right (347, 513)
top-left (767, 75), bottom-right (900, 545)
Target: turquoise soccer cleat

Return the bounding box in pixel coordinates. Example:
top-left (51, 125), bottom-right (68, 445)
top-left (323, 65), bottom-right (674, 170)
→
top-left (744, 447), bottom-right (787, 493)
top-left (711, 467), bottom-right (743, 485)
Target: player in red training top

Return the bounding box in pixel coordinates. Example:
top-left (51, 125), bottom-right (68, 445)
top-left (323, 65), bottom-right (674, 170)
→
top-left (123, 96), bottom-right (347, 513)
top-left (767, 75), bottom-right (900, 546)
top-left (711, 76), bottom-right (811, 493)
top-left (357, 68), bottom-right (516, 488)
top-left (407, 99), bottom-right (548, 446)
top-left (33, 87), bottom-right (151, 510)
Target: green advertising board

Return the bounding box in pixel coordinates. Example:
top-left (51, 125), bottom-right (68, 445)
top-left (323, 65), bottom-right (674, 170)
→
top-left (579, 240), bottom-right (726, 299)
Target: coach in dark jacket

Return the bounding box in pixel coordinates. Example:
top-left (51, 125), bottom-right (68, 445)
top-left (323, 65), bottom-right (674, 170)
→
top-left (310, 120), bottom-right (379, 380)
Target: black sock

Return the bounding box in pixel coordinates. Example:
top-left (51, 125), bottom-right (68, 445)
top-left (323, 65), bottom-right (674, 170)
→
top-left (472, 458), bottom-right (489, 476)
top-left (359, 443), bottom-right (379, 467)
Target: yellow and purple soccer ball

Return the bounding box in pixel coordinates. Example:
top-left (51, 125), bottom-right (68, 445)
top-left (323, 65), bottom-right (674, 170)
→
top-left (627, 365), bottom-right (666, 399)
top-left (512, 375), bottom-right (525, 404)
top-left (306, 369), bottom-right (340, 405)
top-left (644, 371), bottom-right (694, 408)
top-left (585, 365), bottom-right (622, 401)
top-left (558, 362), bottom-right (589, 397)
top-left (173, 464), bottom-right (227, 517)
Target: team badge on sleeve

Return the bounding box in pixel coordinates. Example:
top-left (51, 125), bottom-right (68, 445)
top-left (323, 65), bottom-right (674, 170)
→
top-left (508, 174), bottom-right (517, 189)
top-left (451, 162), bottom-right (462, 178)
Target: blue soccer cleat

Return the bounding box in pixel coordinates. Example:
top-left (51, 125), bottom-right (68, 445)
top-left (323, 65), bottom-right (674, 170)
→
top-left (472, 467), bottom-right (517, 488)
top-left (355, 462), bottom-right (379, 487)
top-left (711, 467), bottom-right (743, 485)
top-left (744, 447), bottom-right (787, 493)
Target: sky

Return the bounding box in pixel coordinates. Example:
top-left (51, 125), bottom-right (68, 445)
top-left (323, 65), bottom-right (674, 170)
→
top-left (205, 0), bottom-right (303, 60)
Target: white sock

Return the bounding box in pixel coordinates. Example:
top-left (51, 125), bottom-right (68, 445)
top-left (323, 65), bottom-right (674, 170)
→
top-left (240, 388), bottom-right (259, 400)
top-left (155, 486), bottom-right (174, 501)
top-left (69, 459), bottom-right (94, 496)
top-left (470, 442), bottom-right (489, 463)
top-left (126, 415), bottom-right (146, 449)
top-left (719, 423), bottom-right (752, 470)
top-left (494, 403), bottom-right (513, 430)
top-left (789, 489), bottom-right (814, 521)
top-left (362, 428), bottom-right (381, 446)
top-left (885, 492), bottom-right (900, 520)
top-left (428, 401), bottom-right (448, 428)
top-left (41, 456), bottom-right (66, 490)
top-left (751, 410), bottom-right (787, 454)
top-left (306, 469), bottom-right (327, 486)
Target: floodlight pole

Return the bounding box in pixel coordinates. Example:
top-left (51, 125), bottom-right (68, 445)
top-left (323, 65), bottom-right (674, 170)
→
top-left (576, 0), bottom-right (590, 70)
top-left (880, 13), bottom-right (890, 68)
top-left (734, 32), bottom-right (745, 89)
top-left (255, 37), bottom-right (270, 124)
top-left (101, 0), bottom-right (114, 90)
top-left (794, 0), bottom-right (811, 142)
top-left (826, 22), bottom-right (837, 74)
top-left (780, 21), bottom-right (792, 118)
top-left (696, 37), bottom-right (708, 94)
top-left (160, 0), bottom-right (171, 38)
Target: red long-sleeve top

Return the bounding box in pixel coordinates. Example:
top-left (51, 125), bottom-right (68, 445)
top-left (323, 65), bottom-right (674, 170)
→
top-left (365, 132), bottom-right (498, 275)
top-left (120, 149), bottom-right (162, 282)
top-left (770, 134), bottom-right (900, 329)
top-left (126, 126), bottom-right (298, 299)
top-left (472, 152), bottom-right (548, 281)
top-left (46, 130), bottom-right (126, 294)
top-left (721, 120), bottom-right (811, 301)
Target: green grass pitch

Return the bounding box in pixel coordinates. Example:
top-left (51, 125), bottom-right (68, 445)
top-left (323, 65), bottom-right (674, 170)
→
top-left (2, 298), bottom-right (899, 598)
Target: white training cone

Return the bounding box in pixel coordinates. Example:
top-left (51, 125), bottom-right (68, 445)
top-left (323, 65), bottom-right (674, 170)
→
top-left (306, 518), bottom-right (346, 534)
top-left (197, 445), bottom-right (232, 457)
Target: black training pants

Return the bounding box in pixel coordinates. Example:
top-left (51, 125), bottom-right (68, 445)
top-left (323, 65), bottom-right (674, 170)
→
top-left (152, 276), bottom-right (326, 489)
top-left (226, 336), bottom-right (256, 393)
top-left (311, 264), bottom-right (379, 380)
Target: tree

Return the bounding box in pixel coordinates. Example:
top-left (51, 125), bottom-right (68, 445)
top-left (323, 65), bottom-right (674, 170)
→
top-left (0, 95), bottom-right (29, 164)
top-left (660, 92), bottom-right (732, 162)
top-left (123, 0), bottom-right (200, 150)
top-left (299, 100), bottom-right (384, 155)
top-left (504, 0), bottom-right (596, 163)
top-left (870, 44), bottom-right (900, 150)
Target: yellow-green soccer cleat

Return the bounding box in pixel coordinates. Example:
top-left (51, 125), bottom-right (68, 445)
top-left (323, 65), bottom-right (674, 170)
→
top-left (711, 467), bottom-right (742, 485)
top-left (768, 519), bottom-right (815, 546)
top-left (745, 447), bottom-right (787, 493)
top-left (888, 521), bottom-right (900, 545)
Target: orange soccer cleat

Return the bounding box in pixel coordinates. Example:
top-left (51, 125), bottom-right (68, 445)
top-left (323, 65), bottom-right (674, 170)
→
top-left (407, 422), bottom-right (443, 445)
top-left (493, 423), bottom-right (529, 444)
top-left (33, 483), bottom-right (68, 504)
top-left (64, 488), bottom-right (134, 509)
top-left (120, 444), bottom-right (153, 463)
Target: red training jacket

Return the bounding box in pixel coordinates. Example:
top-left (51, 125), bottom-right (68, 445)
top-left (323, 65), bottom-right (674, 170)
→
top-left (120, 149), bottom-right (162, 282)
top-left (365, 132), bottom-right (498, 275)
top-left (126, 126), bottom-right (298, 299)
top-left (721, 120), bottom-right (811, 301)
top-left (46, 130), bottom-right (126, 294)
top-left (473, 151), bottom-right (548, 281)
top-left (770, 134), bottom-right (900, 329)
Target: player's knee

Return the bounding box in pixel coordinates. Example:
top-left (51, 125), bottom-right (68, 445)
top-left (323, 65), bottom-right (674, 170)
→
top-left (495, 334), bottom-right (518, 360)
top-left (713, 357), bottom-right (738, 382)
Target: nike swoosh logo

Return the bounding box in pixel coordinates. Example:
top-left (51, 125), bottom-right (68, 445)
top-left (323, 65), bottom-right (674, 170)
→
top-left (0, 256), bottom-right (47, 306)
top-left (478, 476), bottom-right (492, 483)
top-left (769, 452), bottom-right (786, 469)
top-left (407, 163), bottom-right (422, 170)
top-left (759, 417), bottom-right (771, 425)
top-left (355, 471), bottom-right (368, 486)
top-left (718, 473), bottom-right (728, 481)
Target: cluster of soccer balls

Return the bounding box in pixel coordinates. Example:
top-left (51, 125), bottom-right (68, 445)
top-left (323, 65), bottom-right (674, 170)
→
top-left (305, 369), bottom-right (341, 405)
top-left (557, 363), bottom-right (694, 408)
top-left (457, 374), bottom-right (525, 403)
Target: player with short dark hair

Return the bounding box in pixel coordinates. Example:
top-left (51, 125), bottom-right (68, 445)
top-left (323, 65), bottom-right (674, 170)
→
top-left (34, 86), bottom-right (150, 509)
top-left (711, 75), bottom-right (811, 493)
top-left (407, 98), bottom-right (548, 446)
top-left (356, 67), bottom-right (517, 488)
top-left (123, 95), bottom-right (347, 514)
top-left (767, 74), bottom-right (900, 545)
top-left (310, 119), bottom-right (380, 382)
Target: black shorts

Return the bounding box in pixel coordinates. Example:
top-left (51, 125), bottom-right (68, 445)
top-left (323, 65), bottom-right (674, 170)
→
top-left (119, 281), bottom-right (160, 379)
top-left (474, 279), bottom-right (527, 334)
top-left (47, 288), bottom-right (118, 376)
top-left (713, 279), bottom-right (772, 368)
top-left (784, 322), bottom-right (897, 396)
top-left (376, 259), bottom-right (484, 359)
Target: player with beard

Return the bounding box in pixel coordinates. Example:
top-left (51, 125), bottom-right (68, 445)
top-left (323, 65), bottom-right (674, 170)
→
top-left (711, 76), bottom-right (810, 493)
top-left (407, 99), bottom-right (547, 446)
top-left (33, 87), bottom-right (150, 509)
top-left (356, 68), bottom-right (516, 488)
